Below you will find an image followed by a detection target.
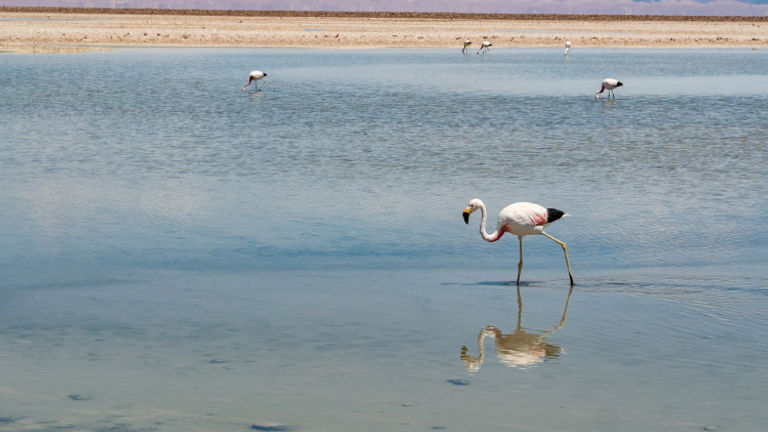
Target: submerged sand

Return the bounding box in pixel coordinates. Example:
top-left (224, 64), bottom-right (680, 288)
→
top-left (1, 8), bottom-right (767, 53)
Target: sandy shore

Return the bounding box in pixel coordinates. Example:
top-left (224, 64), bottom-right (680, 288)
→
top-left (1, 9), bottom-right (767, 53)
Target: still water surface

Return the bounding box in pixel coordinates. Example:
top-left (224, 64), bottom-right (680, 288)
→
top-left (1, 48), bottom-right (767, 431)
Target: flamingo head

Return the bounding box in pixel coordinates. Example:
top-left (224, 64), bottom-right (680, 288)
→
top-left (463, 199), bottom-right (483, 224)
top-left (616, 81), bottom-right (623, 87)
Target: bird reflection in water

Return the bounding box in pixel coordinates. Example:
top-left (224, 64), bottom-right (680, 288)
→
top-left (461, 286), bottom-right (573, 371)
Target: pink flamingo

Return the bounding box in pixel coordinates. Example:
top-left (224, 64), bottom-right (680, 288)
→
top-left (477, 40), bottom-right (492, 54)
top-left (241, 70), bottom-right (268, 91)
top-left (595, 78), bottom-right (623, 100)
top-left (463, 199), bottom-right (574, 285)
top-left (462, 39), bottom-right (472, 54)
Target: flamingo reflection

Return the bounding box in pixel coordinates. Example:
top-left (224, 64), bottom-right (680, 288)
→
top-left (461, 286), bottom-right (572, 371)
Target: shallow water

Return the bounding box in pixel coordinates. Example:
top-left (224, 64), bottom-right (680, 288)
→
top-left (1, 48), bottom-right (767, 431)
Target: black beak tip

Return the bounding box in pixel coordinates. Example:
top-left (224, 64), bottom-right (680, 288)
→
top-left (617, 81), bottom-right (623, 86)
top-left (462, 212), bottom-right (470, 224)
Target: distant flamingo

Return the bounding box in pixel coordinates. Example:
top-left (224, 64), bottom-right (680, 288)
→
top-left (241, 70), bottom-right (268, 91)
top-left (463, 199), bottom-right (574, 285)
top-left (477, 40), bottom-right (492, 54)
top-left (462, 39), bottom-right (472, 54)
top-left (595, 78), bottom-right (623, 100)
top-left (564, 40), bottom-right (572, 55)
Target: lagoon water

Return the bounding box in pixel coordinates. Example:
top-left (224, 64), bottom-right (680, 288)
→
top-left (1, 48), bottom-right (767, 431)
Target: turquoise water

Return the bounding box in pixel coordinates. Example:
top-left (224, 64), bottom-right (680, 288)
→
top-left (1, 48), bottom-right (767, 431)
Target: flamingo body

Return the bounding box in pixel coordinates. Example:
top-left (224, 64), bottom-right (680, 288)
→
top-left (477, 40), bottom-right (492, 54)
top-left (564, 40), bottom-right (572, 55)
top-left (462, 39), bottom-right (472, 54)
top-left (494, 202), bottom-right (555, 237)
top-left (464, 200), bottom-right (564, 241)
top-left (463, 198), bottom-right (574, 285)
top-left (242, 70), bottom-right (268, 91)
top-left (595, 78), bottom-right (623, 100)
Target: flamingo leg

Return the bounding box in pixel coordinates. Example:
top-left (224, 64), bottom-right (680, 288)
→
top-left (516, 285), bottom-right (523, 328)
top-left (516, 236), bottom-right (524, 286)
top-left (595, 86), bottom-right (605, 100)
top-left (540, 232), bottom-right (575, 285)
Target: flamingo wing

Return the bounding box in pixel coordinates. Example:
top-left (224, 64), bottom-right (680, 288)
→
top-left (546, 208), bottom-right (566, 224)
top-left (498, 202), bottom-right (549, 232)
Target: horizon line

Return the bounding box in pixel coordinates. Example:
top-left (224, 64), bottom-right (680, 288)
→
top-left (2, 6), bottom-right (768, 20)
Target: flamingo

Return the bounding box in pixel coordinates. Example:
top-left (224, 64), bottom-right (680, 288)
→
top-left (462, 39), bottom-right (472, 54)
top-left (463, 199), bottom-right (574, 285)
top-left (564, 40), bottom-right (572, 56)
top-left (241, 70), bottom-right (268, 91)
top-left (477, 40), bottom-right (492, 55)
top-left (595, 78), bottom-right (623, 100)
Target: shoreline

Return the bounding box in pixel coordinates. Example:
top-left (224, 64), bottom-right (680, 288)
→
top-left (2, 8), bottom-right (767, 53)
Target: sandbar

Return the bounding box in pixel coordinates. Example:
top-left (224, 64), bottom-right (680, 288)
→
top-left (1, 8), bottom-right (767, 53)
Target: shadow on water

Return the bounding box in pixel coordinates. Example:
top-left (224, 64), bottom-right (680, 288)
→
top-left (442, 280), bottom-right (556, 288)
top-left (440, 280), bottom-right (581, 287)
top-left (460, 286), bottom-right (572, 371)
top-left (473, 280), bottom-right (541, 287)
top-left (245, 89), bottom-right (266, 98)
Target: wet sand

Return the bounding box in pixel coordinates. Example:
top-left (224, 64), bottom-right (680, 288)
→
top-left (1, 8), bottom-right (767, 53)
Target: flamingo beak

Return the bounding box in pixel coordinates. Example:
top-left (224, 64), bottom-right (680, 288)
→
top-left (463, 207), bottom-right (471, 224)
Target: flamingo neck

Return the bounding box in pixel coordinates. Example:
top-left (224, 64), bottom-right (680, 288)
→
top-left (478, 202), bottom-right (501, 242)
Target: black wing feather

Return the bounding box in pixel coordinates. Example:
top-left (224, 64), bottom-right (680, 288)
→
top-left (546, 208), bottom-right (565, 224)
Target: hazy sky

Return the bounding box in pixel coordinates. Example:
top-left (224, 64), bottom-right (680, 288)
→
top-left (5, 1), bottom-right (768, 16)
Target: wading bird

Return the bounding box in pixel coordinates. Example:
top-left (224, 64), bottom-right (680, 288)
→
top-left (241, 70), bottom-right (268, 91)
top-left (564, 40), bottom-right (572, 56)
top-left (463, 199), bottom-right (574, 285)
top-left (477, 40), bottom-right (492, 54)
top-left (462, 39), bottom-right (472, 54)
top-left (595, 78), bottom-right (623, 100)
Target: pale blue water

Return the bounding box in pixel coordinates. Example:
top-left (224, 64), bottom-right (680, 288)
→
top-left (1, 48), bottom-right (767, 431)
